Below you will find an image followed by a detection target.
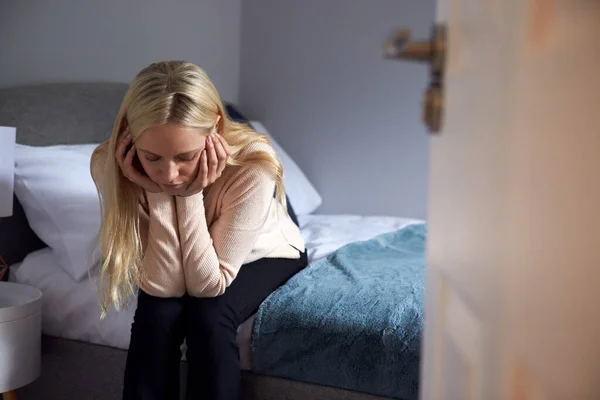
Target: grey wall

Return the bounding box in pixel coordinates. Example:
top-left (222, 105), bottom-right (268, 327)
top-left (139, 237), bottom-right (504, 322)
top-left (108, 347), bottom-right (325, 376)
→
top-left (0, 0), bottom-right (434, 218)
top-left (239, 0), bottom-right (435, 218)
top-left (0, 0), bottom-right (241, 102)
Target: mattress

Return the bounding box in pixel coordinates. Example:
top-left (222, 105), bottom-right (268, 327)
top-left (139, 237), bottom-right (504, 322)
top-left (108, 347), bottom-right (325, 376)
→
top-left (11, 214), bottom-right (419, 371)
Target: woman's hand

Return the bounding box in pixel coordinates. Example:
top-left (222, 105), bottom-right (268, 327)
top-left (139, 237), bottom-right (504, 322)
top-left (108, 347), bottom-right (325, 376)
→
top-left (115, 129), bottom-right (162, 193)
top-left (176, 132), bottom-right (230, 197)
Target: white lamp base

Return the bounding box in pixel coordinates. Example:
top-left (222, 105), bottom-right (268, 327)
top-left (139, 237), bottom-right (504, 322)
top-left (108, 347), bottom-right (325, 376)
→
top-left (0, 282), bottom-right (42, 393)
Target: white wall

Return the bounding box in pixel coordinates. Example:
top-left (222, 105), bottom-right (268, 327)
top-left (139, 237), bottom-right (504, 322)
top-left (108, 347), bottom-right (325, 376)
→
top-left (239, 0), bottom-right (435, 218)
top-left (0, 0), bottom-right (241, 102)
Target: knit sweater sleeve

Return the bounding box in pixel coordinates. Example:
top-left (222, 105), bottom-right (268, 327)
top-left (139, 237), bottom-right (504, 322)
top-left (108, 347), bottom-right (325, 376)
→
top-left (90, 143), bottom-right (186, 297)
top-left (137, 192), bottom-right (186, 296)
top-left (175, 164), bottom-right (274, 297)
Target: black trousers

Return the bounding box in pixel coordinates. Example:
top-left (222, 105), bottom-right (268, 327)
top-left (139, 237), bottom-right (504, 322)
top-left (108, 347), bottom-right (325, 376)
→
top-left (122, 251), bottom-right (307, 400)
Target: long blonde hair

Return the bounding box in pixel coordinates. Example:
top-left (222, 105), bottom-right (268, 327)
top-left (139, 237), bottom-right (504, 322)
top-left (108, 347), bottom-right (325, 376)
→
top-left (96, 60), bottom-right (286, 316)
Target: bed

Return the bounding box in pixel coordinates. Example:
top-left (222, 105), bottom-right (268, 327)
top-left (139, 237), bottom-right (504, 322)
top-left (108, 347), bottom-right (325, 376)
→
top-left (9, 215), bottom-right (417, 370)
top-left (0, 83), bottom-right (422, 400)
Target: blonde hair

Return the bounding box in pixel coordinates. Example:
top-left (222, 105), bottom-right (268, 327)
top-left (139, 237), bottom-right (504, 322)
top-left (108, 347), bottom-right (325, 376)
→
top-left (96, 60), bottom-right (286, 316)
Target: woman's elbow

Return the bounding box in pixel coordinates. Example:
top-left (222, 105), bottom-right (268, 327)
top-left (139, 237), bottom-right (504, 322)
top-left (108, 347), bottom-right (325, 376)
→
top-left (185, 268), bottom-right (234, 297)
top-left (186, 286), bottom-right (225, 298)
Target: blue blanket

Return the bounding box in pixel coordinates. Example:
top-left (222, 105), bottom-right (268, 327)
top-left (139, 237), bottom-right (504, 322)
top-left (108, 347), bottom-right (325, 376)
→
top-left (252, 223), bottom-right (426, 400)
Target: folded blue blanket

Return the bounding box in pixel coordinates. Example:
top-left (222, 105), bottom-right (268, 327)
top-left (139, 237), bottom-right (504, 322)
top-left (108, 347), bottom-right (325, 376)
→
top-left (252, 223), bottom-right (426, 400)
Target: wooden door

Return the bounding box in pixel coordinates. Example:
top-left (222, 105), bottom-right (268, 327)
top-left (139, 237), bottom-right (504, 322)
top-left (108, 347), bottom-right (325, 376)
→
top-left (420, 1), bottom-right (600, 399)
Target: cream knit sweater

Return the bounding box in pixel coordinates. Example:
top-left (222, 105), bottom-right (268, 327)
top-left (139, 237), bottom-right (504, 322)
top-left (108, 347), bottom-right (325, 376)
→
top-left (91, 141), bottom-right (305, 298)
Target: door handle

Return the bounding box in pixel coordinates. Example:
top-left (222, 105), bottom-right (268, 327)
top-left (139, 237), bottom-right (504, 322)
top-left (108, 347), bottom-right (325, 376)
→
top-left (383, 24), bottom-right (447, 134)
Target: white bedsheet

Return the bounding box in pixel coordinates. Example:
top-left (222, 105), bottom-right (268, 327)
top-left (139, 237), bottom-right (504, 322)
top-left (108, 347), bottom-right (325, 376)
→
top-left (297, 214), bottom-right (420, 261)
top-left (12, 214), bottom-right (420, 370)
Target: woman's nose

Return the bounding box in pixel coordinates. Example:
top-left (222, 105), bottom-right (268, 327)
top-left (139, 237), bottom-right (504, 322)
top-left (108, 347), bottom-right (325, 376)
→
top-left (164, 162), bottom-right (179, 183)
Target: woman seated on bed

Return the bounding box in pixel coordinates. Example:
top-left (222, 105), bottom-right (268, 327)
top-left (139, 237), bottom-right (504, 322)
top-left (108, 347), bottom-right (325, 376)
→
top-left (90, 60), bottom-right (307, 400)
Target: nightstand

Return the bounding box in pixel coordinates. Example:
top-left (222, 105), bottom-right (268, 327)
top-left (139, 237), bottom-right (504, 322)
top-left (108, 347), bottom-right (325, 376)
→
top-left (0, 281), bottom-right (42, 400)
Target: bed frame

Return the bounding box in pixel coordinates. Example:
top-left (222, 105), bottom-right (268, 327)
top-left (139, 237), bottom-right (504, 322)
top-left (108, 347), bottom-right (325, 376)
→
top-left (0, 83), bottom-right (395, 400)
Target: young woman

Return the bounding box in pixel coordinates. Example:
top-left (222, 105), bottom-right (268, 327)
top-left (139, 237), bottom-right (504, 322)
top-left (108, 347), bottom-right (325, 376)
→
top-left (91, 60), bottom-right (307, 400)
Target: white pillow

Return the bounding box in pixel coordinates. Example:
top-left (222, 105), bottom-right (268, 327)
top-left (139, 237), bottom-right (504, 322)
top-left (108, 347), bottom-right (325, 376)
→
top-left (250, 121), bottom-right (322, 215)
top-left (14, 143), bottom-right (102, 281)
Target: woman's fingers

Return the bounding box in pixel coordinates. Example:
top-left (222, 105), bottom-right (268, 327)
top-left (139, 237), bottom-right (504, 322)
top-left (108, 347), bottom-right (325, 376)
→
top-left (115, 136), bottom-right (131, 169)
top-left (115, 127), bottom-right (132, 169)
top-left (216, 133), bottom-right (230, 157)
top-left (200, 149), bottom-right (209, 187)
top-left (206, 135), bottom-right (219, 181)
top-left (214, 134), bottom-right (228, 176)
top-left (123, 144), bottom-right (144, 181)
top-left (186, 149), bottom-right (208, 193)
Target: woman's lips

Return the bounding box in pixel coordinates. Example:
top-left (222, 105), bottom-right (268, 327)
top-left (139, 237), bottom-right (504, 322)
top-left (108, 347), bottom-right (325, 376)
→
top-left (163, 183), bottom-right (184, 189)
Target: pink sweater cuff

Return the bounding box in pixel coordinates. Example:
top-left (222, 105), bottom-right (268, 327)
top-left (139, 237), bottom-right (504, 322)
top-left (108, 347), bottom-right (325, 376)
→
top-left (146, 191), bottom-right (174, 209)
top-left (146, 191), bottom-right (172, 200)
top-left (176, 191), bottom-right (205, 213)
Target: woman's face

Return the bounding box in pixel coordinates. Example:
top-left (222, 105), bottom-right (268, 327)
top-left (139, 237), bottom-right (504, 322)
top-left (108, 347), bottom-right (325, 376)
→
top-left (134, 123), bottom-right (208, 195)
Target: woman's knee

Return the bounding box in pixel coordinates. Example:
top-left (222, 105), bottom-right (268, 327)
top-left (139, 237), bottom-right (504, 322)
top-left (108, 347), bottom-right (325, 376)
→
top-left (132, 291), bottom-right (185, 333)
top-left (185, 296), bottom-right (238, 339)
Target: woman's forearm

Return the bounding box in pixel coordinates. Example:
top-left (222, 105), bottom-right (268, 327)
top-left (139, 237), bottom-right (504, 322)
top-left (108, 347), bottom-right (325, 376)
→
top-left (176, 192), bottom-right (231, 297)
top-left (139, 192), bottom-right (186, 296)
top-left (175, 168), bottom-right (274, 297)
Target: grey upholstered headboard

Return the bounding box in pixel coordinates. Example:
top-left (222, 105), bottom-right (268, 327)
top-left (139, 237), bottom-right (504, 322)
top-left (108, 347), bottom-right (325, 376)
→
top-left (0, 82), bottom-right (128, 270)
top-left (0, 82), bottom-right (128, 146)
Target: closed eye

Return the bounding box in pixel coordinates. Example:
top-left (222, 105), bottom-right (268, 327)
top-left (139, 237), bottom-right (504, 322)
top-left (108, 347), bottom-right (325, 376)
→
top-left (138, 148), bottom-right (201, 163)
top-left (177, 153), bottom-right (198, 163)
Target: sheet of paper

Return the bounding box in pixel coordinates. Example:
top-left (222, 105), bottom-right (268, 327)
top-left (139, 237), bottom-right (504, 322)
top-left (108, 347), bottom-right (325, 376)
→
top-left (0, 126), bottom-right (16, 217)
